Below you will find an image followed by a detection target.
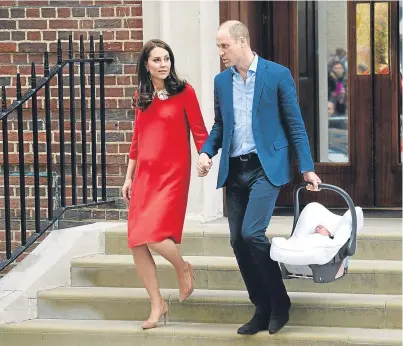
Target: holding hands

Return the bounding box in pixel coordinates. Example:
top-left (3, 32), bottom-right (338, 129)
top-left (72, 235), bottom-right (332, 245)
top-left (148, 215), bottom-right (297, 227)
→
top-left (197, 153), bottom-right (212, 177)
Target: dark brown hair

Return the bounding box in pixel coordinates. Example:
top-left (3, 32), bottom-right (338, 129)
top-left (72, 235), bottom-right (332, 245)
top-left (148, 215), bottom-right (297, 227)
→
top-left (135, 39), bottom-right (185, 110)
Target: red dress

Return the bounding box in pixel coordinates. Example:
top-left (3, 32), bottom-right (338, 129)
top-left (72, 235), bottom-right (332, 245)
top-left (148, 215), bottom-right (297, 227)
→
top-left (127, 84), bottom-right (208, 248)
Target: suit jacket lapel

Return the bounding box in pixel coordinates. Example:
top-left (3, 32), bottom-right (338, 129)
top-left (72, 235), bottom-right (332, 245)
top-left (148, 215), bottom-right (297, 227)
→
top-left (252, 58), bottom-right (268, 119)
top-left (224, 69), bottom-right (234, 125)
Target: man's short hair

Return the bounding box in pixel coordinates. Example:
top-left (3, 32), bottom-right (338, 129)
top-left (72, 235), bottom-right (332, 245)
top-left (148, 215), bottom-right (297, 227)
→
top-left (220, 20), bottom-right (250, 44)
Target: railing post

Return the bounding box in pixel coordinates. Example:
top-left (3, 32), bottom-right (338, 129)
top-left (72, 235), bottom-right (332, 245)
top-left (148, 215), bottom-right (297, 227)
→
top-left (79, 35), bottom-right (87, 204)
top-left (16, 74), bottom-right (27, 244)
top-left (69, 35), bottom-right (77, 205)
top-left (57, 39), bottom-right (66, 207)
top-left (31, 63), bottom-right (41, 233)
top-left (2, 86), bottom-right (11, 259)
top-left (89, 35), bottom-right (97, 202)
top-left (44, 52), bottom-right (53, 221)
top-left (99, 35), bottom-right (106, 201)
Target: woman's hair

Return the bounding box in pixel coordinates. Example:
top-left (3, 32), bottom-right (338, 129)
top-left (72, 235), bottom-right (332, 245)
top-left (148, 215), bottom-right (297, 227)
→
top-left (135, 39), bottom-right (186, 110)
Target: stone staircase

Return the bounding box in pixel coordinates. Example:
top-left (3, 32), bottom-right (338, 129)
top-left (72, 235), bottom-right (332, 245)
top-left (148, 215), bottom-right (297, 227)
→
top-left (0, 217), bottom-right (402, 345)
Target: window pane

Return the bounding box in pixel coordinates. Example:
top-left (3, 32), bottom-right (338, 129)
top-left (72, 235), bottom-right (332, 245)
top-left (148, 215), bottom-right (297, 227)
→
top-left (317, 1), bottom-right (349, 162)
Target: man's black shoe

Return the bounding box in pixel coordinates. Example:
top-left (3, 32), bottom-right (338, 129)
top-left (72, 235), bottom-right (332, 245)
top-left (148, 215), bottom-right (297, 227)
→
top-left (237, 310), bottom-right (270, 335)
top-left (268, 301), bottom-right (291, 335)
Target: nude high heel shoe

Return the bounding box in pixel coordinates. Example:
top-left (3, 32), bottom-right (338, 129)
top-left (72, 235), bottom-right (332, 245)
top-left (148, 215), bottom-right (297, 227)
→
top-left (179, 262), bottom-right (195, 303)
top-left (141, 301), bottom-right (169, 330)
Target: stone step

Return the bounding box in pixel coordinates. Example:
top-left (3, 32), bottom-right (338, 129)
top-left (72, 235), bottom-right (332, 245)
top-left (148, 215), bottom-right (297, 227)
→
top-left (71, 255), bottom-right (402, 295)
top-left (0, 319), bottom-right (401, 346)
top-left (106, 218), bottom-right (402, 261)
top-left (37, 287), bottom-right (402, 330)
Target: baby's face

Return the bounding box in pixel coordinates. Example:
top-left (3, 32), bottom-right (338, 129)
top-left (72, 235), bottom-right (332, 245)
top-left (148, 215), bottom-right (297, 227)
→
top-left (315, 225), bottom-right (331, 236)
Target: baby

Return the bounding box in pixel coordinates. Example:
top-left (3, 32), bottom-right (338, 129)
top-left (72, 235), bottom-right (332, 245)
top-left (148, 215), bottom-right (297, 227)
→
top-left (314, 225), bottom-right (334, 239)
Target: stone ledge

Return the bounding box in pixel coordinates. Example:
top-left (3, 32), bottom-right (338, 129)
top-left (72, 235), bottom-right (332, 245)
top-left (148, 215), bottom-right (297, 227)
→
top-left (0, 221), bottom-right (124, 325)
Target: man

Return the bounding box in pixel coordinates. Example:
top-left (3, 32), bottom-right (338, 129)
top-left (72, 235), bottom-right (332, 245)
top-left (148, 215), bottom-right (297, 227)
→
top-left (197, 21), bottom-right (322, 335)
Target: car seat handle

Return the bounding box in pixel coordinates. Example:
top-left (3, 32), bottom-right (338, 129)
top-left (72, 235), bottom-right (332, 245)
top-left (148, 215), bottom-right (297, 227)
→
top-left (292, 182), bottom-right (357, 257)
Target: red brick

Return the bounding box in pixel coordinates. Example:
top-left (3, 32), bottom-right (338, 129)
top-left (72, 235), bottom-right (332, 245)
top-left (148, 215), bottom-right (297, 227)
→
top-left (106, 154), bottom-right (126, 165)
top-left (27, 32), bottom-right (42, 41)
top-left (0, 53), bottom-right (11, 63)
top-left (94, 19), bottom-right (121, 29)
top-left (131, 30), bottom-right (142, 40)
top-left (116, 7), bottom-right (130, 16)
top-left (115, 31), bottom-right (129, 40)
top-left (100, 7), bottom-right (115, 17)
top-left (41, 8), bottom-right (56, 18)
top-left (80, 20), bottom-right (93, 29)
top-left (95, 0), bottom-right (121, 4)
top-left (118, 121), bottom-right (133, 130)
top-left (124, 18), bottom-right (142, 28)
top-left (57, 8), bottom-right (71, 18)
top-left (105, 99), bottom-right (117, 108)
top-left (106, 175), bottom-right (125, 186)
top-left (1, 1), bottom-right (16, 5)
top-left (0, 43), bottom-right (16, 53)
top-left (122, 0), bottom-right (141, 3)
top-left (131, 6), bottom-right (142, 16)
top-left (116, 76), bottom-right (130, 85)
top-left (49, 20), bottom-right (78, 29)
top-left (124, 42), bottom-right (142, 51)
top-left (73, 31), bottom-right (88, 41)
top-left (18, 0), bottom-right (49, 5)
top-left (18, 42), bottom-right (46, 53)
top-left (102, 31), bottom-right (114, 40)
top-left (0, 65), bottom-right (17, 75)
top-left (118, 99), bottom-right (132, 109)
top-left (119, 143), bottom-right (131, 154)
top-left (19, 20), bottom-right (47, 30)
top-left (43, 31), bottom-right (57, 41)
top-left (106, 165), bottom-right (120, 175)
top-left (0, 153), bottom-right (48, 165)
top-left (105, 87), bottom-right (124, 98)
top-left (106, 143), bottom-right (119, 153)
top-left (124, 65), bottom-right (136, 74)
top-left (26, 8), bottom-right (40, 18)
top-left (103, 42), bottom-right (122, 52)
top-left (126, 132), bottom-right (133, 142)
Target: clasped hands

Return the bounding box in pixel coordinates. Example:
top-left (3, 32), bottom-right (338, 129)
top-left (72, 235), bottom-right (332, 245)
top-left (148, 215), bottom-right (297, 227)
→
top-left (197, 153), bottom-right (212, 177)
top-left (197, 153), bottom-right (322, 192)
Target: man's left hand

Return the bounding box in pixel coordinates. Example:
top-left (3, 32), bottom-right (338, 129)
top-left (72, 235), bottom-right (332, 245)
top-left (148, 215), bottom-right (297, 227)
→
top-left (303, 171), bottom-right (322, 191)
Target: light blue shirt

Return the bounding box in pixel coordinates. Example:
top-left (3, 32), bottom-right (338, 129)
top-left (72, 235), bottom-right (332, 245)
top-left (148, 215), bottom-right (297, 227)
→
top-left (229, 53), bottom-right (258, 157)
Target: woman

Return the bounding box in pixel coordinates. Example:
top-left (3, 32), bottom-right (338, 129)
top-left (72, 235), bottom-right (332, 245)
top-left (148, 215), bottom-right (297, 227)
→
top-left (121, 39), bottom-right (210, 330)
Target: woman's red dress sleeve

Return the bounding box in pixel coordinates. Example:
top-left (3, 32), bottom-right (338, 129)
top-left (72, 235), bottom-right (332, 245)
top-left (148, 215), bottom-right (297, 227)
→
top-left (183, 84), bottom-right (208, 152)
top-left (129, 108), bottom-right (139, 160)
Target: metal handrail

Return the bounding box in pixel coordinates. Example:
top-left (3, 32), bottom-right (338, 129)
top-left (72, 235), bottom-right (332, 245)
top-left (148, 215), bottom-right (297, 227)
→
top-left (0, 35), bottom-right (114, 272)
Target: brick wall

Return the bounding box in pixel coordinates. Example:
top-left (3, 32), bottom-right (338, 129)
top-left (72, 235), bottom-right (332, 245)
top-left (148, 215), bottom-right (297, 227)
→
top-left (0, 0), bottom-right (143, 274)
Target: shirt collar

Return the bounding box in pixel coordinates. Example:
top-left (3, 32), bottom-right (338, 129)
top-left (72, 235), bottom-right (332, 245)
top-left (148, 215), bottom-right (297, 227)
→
top-left (231, 53), bottom-right (259, 75)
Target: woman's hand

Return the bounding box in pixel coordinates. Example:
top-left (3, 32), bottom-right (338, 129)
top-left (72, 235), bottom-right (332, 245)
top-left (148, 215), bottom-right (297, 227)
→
top-left (122, 178), bottom-right (133, 203)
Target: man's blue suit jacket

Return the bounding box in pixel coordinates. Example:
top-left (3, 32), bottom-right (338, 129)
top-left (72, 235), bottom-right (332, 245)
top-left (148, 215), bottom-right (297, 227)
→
top-left (201, 57), bottom-right (315, 189)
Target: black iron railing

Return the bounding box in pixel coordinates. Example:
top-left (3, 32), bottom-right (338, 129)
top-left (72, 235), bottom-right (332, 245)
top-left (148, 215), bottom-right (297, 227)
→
top-left (0, 35), bottom-right (114, 272)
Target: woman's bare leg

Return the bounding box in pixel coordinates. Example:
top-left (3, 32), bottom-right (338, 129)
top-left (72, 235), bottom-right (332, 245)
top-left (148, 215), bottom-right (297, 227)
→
top-left (131, 245), bottom-right (165, 322)
top-left (148, 239), bottom-right (194, 301)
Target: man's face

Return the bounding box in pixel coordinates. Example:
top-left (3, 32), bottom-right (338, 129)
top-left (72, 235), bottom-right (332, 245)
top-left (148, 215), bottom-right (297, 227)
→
top-left (216, 28), bottom-right (242, 67)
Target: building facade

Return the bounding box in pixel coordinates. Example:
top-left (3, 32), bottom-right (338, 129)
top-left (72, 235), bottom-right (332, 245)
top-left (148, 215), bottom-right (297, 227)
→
top-left (0, 0), bottom-right (402, 268)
